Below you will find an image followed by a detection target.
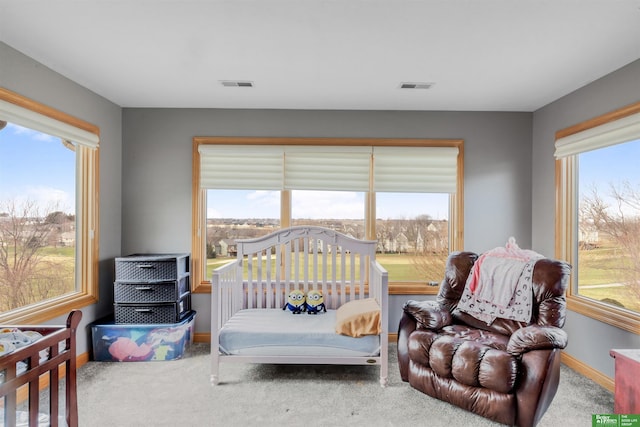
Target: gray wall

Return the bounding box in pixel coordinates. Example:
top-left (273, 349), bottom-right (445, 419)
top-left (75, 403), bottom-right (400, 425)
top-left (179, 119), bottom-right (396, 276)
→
top-left (121, 108), bottom-right (533, 333)
top-left (532, 58), bottom-right (640, 378)
top-left (0, 42), bottom-right (123, 354)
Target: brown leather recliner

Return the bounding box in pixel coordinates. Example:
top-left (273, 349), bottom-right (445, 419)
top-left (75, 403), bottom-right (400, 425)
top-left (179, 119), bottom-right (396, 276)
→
top-left (398, 251), bottom-right (570, 427)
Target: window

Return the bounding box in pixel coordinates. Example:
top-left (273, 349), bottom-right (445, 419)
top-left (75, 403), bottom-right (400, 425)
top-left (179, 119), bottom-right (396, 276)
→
top-left (555, 102), bottom-right (640, 333)
top-left (0, 88), bottom-right (99, 324)
top-left (376, 192), bottom-right (450, 287)
top-left (205, 189), bottom-right (280, 281)
top-left (192, 137), bottom-right (464, 294)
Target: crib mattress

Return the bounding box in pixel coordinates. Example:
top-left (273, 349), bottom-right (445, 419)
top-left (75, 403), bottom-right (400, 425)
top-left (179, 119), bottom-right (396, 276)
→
top-left (219, 309), bottom-right (380, 357)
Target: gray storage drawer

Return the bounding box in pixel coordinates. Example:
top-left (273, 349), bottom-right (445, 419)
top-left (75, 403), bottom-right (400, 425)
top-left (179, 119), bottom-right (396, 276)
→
top-left (114, 275), bottom-right (190, 303)
top-left (115, 253), bottom-right (190, 282)
top-left (115, 294), bottom-right (191, 324)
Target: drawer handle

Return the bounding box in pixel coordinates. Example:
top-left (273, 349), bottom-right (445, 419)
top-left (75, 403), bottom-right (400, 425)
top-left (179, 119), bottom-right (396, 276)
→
top-left (137, 264), bottom-right (155, 269)
top-left (135, 286), bottom-right (153, 291)
top-left (134, 308), bottom-right (153, 313)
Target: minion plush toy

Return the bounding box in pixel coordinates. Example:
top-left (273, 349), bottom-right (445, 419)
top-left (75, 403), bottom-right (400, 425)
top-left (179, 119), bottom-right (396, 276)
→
top-left (283, 289), bottom-right (306, 314)
top-left (305, 290), bottom-right (326, 314)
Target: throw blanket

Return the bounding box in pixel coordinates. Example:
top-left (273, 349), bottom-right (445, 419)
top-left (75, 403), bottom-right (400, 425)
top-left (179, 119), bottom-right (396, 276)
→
top-left (457, 238), bottom-right (542, 325)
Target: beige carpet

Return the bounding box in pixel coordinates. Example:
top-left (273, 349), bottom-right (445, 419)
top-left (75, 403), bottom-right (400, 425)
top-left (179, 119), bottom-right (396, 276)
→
top-left (76, 343), bottom-right (613, 426)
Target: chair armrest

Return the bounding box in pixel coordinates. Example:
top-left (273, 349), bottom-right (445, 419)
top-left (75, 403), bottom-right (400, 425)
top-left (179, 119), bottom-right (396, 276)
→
top-left (507, 325), bottom-right (568, 355)
top-left (402, 300), bottom-right (452, 330)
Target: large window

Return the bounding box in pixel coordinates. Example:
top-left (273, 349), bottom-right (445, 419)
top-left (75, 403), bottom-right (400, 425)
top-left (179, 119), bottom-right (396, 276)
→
top-left (0, 88), bottom-right (99, 324)
top-left (555, 102), bottom-right (640, 333)
top-left (192, 137), bottom-right (464, 294)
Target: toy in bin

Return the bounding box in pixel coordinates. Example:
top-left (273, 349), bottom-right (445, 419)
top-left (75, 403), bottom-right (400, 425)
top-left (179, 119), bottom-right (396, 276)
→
top-left (92, 311), bottom-right (196, 362)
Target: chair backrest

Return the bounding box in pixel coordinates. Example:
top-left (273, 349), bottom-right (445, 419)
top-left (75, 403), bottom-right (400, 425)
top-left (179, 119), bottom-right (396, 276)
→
top-left (437, 251), bottom-right (571, 336)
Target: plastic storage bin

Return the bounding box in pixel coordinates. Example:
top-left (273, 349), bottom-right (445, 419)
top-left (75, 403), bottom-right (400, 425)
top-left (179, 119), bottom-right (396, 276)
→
top-left (91, 311), bottom-right (196, 362)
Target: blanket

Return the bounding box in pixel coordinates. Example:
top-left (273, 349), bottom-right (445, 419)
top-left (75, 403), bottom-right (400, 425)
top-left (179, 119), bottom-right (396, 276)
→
top-left (457, 238), bottom-right (542, 325)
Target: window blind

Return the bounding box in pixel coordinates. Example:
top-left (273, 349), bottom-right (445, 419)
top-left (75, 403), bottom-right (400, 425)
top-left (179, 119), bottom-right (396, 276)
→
top-left (373, 146), bottom-right (459, 193)
top-left (198, 145), bottom-right (284, 190)
top-left (0, 99), bottom-right (100, 149)
top-left (199, 144), bottom-right (459, 193)
top-left (284, 146), bottom-right (370, 191)
top-left (554, 111), bottom-right (640, 158)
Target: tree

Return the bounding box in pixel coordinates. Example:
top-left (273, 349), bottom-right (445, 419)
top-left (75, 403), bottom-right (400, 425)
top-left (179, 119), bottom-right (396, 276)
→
top-left (580, 181), bottom-right (640, 304)
top-left (411, 219), bottom-right (449, 284)
top-left (0, 199), bottom-right (73, 311)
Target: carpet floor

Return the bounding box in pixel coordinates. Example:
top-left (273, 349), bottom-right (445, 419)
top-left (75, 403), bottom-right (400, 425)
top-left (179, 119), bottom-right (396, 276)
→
top-left (75, 343), bottom-right (613, 426)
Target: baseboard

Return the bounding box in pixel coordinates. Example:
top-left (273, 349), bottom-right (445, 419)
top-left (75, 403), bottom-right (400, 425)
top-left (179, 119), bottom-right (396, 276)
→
top-left (561, 351), bottom-right (614, 393)
top-left (194, 332), bottom-right (210, 343)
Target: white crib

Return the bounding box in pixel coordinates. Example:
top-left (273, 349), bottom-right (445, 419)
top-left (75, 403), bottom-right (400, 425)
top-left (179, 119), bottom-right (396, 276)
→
top-left (210, 226), bottom-right (389, 386)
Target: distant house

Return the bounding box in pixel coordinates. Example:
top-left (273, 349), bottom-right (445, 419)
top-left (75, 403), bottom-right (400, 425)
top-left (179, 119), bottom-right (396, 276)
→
top-left (380, 232), bottom-right (410, 253)
top-left (215, 239), bottom-right (237, 257)
top-left (578, 224), bottom-right (599, 249)
top-left (59, 231), bottom-right (76, 247)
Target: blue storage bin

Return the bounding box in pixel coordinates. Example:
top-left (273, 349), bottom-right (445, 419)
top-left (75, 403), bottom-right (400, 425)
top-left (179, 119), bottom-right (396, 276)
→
top-left (91, 311), bottom-right (196, 362)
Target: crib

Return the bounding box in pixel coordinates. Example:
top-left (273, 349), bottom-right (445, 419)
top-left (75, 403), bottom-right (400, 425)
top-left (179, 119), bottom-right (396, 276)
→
top-left (211, 226), bottom-right (389, 386)
top-left (0, 310), bottom-right (82, 427)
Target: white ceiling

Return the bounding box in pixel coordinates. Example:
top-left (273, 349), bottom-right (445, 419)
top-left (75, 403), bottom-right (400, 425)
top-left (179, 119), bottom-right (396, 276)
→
top-left (1, 0), bottom-right (640, 111)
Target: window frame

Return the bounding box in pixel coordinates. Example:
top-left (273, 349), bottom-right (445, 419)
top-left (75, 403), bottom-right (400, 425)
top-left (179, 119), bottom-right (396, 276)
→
top-left (0, 87), bottom-right (100, 324)
top-left (555, 101), bottom-right (640, 334)
top-left (192, 136), bottom-right (464, 295)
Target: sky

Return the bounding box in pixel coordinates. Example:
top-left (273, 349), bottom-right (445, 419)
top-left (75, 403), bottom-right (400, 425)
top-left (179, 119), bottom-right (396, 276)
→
top-left (579, 138), bottom-right (640, 216)
top-left (2, 121), bottom-right (639, 221)
top-left (0, 123), bottom-right (75, 215)
top-left (206, 189), bottom-right (450, 220)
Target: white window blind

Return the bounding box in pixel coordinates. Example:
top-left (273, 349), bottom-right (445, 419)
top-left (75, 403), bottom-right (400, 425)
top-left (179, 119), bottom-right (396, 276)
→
top-left (554, 111), bottom-right (640, 158)
top-left (373, 146), bottom-right (459, 193)
top-left (198, 145), bottom-right (284, 190)
top-left (284, 146), bottom-right (370, 191)
top-left (199, 144), bottom-right (460, 193)
top-left (0, 99), bottom-right (99, 149)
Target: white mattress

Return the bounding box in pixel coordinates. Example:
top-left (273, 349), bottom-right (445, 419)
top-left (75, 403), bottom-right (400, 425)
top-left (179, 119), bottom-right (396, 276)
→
top-left (219, 309), bottom-right (380, 357)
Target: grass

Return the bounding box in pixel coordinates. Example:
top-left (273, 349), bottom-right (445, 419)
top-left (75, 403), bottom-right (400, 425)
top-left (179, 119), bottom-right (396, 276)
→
top-left (206, 253), bottom-right (437, 283)
top-left (577, 245), bottom-right (640, 312)
top-left (205, 245), bottom-right (640, 312)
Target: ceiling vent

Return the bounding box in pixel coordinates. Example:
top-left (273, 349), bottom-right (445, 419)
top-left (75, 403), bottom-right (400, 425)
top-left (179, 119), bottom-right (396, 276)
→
top-left (399, 82), bottom-right (434, 90)
top-left (220, 80), bottom-right (254, 87)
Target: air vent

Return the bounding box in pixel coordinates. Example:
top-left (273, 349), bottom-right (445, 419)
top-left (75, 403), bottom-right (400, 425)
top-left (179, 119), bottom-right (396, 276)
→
top-left (399, 82), bottom-right (434, 90)
top-left (220, 80), bottom-right (254, 87)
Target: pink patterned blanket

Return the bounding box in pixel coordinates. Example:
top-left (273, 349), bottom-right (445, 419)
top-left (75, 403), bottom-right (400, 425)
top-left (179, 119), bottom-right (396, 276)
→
top-left (457, 238), bottom-right (542, 325)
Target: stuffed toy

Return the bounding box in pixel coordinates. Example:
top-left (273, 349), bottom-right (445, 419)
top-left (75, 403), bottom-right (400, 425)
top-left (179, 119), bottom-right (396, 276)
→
top-left (283, 289), bottom-right (306, 314)
top-left (305, 289), bottom-right (326, 314)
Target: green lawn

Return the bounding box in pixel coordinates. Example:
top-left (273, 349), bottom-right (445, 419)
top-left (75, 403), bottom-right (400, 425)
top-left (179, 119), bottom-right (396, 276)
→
top-left (577, 246), bottom-right (640, 312)
top-left (205, 253), bottom-right (436, 283)
top-left (205, 246), bottom-right (639, 312)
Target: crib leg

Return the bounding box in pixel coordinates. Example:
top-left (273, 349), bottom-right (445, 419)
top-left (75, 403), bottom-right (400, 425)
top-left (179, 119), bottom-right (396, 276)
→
top-left (379, 375), bottom-right (388, 387)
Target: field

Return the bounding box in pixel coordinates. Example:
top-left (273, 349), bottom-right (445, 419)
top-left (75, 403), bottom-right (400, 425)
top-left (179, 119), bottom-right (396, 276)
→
top-left (206, 246), bottom-right (640, 312)
top-left (206, 253), bottom-right (439, 283)
top-left (577, 246), bottom-right (640, 312)
top-left (0, 245), bottom-right (75, 311)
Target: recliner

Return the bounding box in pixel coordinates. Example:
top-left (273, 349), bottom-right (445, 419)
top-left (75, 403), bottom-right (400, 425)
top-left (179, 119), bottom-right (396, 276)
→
top-left (397, 251), bottom-right (570, 427)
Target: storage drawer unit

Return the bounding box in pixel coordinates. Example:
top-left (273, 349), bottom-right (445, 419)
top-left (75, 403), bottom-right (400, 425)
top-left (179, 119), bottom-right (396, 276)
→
top-left (114, 276), bottom-right (190, 304)
top-left (115, 253), bottom-right (190, 282)
top-left (114, 294), bottom-right (191, 324)
top-left (114, 253), bottom-right (191, 324)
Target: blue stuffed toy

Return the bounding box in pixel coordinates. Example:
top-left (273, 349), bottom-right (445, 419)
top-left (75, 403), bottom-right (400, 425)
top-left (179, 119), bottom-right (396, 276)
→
top-left (283, 289), bottom-right (306, 314)
top-left (305, 290), bottom-right (326, 314)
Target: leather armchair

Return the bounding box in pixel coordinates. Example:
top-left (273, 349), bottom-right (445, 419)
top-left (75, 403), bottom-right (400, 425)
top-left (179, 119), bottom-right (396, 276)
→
top-left (398, 251), bottom-right (570, 427)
